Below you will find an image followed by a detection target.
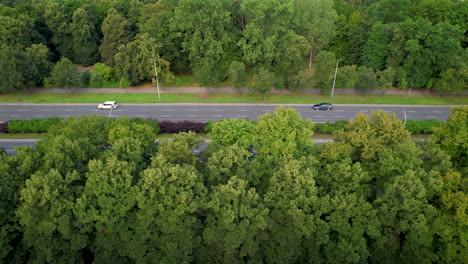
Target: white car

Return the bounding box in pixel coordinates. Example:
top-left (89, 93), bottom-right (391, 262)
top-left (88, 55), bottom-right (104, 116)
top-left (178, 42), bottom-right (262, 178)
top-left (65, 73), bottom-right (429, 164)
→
top-left (98, 101), bottom-right (118, 110)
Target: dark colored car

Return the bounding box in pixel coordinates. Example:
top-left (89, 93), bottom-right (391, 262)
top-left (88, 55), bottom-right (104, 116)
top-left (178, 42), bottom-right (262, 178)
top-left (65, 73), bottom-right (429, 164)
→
top-left (313, 103), bottom-right (333, 110)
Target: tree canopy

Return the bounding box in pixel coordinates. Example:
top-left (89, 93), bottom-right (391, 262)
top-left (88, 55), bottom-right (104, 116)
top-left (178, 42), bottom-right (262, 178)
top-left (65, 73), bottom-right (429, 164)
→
top-left (0, 107), bottom-right (466, 262)
top-left (0, 0), bottom-right (466, 91)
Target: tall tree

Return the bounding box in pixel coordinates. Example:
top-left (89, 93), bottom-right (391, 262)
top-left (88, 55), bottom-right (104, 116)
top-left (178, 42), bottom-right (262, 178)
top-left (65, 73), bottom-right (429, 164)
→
top-left (314, 51), bottom-right (336, 94)
top-left (114, 33), bottom-right (173, 85)
top-left (17, 169), bottom-right (87, 263)
top-left (361, 22), bottom-right (393, 70)
top-left (249, 67), bottom-right (275, 100)
top-left (262, 157), bottom-right (328, 263)
top-left (0, 14), bottom-right (36, 49)
top-left (130, 154), bottom-right (207, 263)
top-left (49, 57), bottom-right (81, 89)
top-left (200, 176), bottom-right (268, 263)
top-left (74, 156), bottom-right (137, 263)
top-left (173, 0), bottom-right (234, 85)
top-left (24, 44), bottom-right (53, 87)
top-left (228, 61), bottom-right (247, 93)
top-left (355, 67), bottom-right (378, 94)
top-left (100, 8), bottom-right (132, 67)
top-left (138, 0), bottom-right (188, 72)
top-left (239, 0), bottom-right (307, 85)
top-left (431, 106), bottom-right (468, 169)
top-left (43, 1), bottom-right (74, 60)
top-left (296, 0), bottom-right (338, 69)
top-left (70, 7), bottom-right (99, 66)
top-left (0, 46), bottom-right (28, 93)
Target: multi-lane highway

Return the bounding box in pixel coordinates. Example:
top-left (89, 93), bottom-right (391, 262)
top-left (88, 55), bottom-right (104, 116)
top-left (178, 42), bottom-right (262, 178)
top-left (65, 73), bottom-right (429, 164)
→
top-left (0, 103), bottom-right (458, 123)
top-left (1, 103), bottom-right (458, 154)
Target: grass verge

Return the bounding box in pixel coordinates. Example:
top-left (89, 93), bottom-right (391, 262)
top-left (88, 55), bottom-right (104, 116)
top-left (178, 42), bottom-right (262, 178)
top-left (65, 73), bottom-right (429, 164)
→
top-left (0, 93), bottom-right (466, 105)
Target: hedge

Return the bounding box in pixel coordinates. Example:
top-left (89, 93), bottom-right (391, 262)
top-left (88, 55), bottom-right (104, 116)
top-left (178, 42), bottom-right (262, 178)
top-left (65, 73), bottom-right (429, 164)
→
top-left (3, 118), bottom-right (443, 135)
top-left (129, 117), bottom-right (160, 134)
top-left (7, 117), bottom-right (62, 133)
top-left (404, 119), bottom-right (442, 134)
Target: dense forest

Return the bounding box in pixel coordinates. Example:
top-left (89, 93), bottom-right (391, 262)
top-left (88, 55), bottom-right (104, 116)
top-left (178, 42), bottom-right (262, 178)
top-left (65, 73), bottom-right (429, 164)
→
top-left (0, 106), bottom-right (466, 263)
top-left (0, 0), bottom-right (467, 94)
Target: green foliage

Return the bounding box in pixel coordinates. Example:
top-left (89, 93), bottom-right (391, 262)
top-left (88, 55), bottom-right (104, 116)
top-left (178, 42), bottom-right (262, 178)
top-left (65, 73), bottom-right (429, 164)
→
top-left (208, 118), bottom-right (256, 149)
top-left (313, 120), bottom-right (349, 134)
top-left (0, 14), bottom-right (36, 49)
top-left (362, 22), bottom-right (393, 70)
top-left (249, 67), bottom-right (275, 99)
top-left (173, 0), bottom-right (233, 84)
top-left (253, 107), bottom-right (314, 158)
top-left (7, 117), bottom-right (62, 133)
top-left (435, 67), bottom-right (468, 94)
top-left (431, 106), bottom-right (468, 168)
top-left (70, 7), bottom-right (99, 66)
top-left (289, 69), bottom-right (316, 90)
top-left (89, 71), bottom-right (103, 88)
top-left (335, 65), bottom-right (359, 89)
top-left (405, 119), bottom-right (441, 134)
top-left (25, 44), bottom-right (53, 87)
top-left (228, 61), bottom-right (247, 91)
top-left (355, 67), bottom-right (377, 94)
top-left (99, 8), bottom-right (131, 67)
top-left (91, 62), bottom-right (115, 83)
top-left (201, 176), bottom-right (268, 263)
top-left (114, 33), bottom-right (173, 85)
top-left (0, 46), bottom-right (27, 93)
top-left (0, 109), bottom-right (465, 262)
top-left (119, 76), bottom-right (130, 88)
top-left (50, 57), bottom-right (81, 89)
top-left (132, 154), bottom-right (207, 263)
top-left (377, 67), bottom-right (396, 92)
top-left (296, 0), bottom-right (338, 69)
top-left (314, 51), bottom-right (336, 94)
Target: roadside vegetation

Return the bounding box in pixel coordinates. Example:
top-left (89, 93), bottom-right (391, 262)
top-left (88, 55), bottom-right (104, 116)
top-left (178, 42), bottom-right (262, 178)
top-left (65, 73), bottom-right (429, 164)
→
top-left (0, 106), bottom-right (466, 263)
top-left (0, 0), bottom-right (466, 97)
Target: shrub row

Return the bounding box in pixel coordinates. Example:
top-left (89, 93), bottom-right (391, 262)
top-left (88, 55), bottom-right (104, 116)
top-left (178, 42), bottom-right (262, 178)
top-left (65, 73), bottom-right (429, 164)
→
top-left (0, 122), bottom-right (8, 133)
top-left (159, 121), bottom-right (207, 134)
top-left (128, 117), bottom-right (160, 135)
top-left (405, 119), bottom-right (442, 134)
top-left (2, 118), bottom-right (442, 135)
top-left (7, 117), bottom-right (62, 133)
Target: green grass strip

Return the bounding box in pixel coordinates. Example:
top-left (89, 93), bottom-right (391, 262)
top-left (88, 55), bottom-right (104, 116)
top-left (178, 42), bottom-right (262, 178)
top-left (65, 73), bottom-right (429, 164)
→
top-left (0, 93), bottom-right (466, 105)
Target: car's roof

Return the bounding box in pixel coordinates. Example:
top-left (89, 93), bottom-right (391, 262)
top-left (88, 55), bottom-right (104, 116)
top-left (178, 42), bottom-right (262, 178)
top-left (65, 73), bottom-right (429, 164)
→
top-left (103, 101), bottom-right (116, 104)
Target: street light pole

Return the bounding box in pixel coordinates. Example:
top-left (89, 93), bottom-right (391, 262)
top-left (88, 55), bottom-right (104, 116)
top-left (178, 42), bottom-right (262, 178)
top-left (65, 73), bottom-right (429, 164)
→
top-left (150, 57), bottom-right (161, 102)
top-left (331, 59), bottom-right (340, 103)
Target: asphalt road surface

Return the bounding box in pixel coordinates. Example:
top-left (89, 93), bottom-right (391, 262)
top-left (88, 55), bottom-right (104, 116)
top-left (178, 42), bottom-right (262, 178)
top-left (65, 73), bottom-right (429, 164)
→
top-left (0, 103), bottom-right (459, 123)
top-left (0, 139), bottom-right (37, 155)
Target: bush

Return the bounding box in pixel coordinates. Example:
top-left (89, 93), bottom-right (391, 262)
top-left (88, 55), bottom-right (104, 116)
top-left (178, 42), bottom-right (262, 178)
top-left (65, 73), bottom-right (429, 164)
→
top-left (158, 121), bottom-right (207, 134)
top-left (0, 122), bottom-right (8, 133)
top-left (313, 120), bottom-right (349, 134)
top-left (92, 63), bottom-right (116, 83)
top-left (7, 117), bottom-right (62, 133)
top-left (204, 120), bottom-right (215, 133)
top-left (405, 119), bottom-right (442, 134)
top-left (355, 67), bottom-right (377, 94)
top-left (129, 117), bottom-right (160, 134)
